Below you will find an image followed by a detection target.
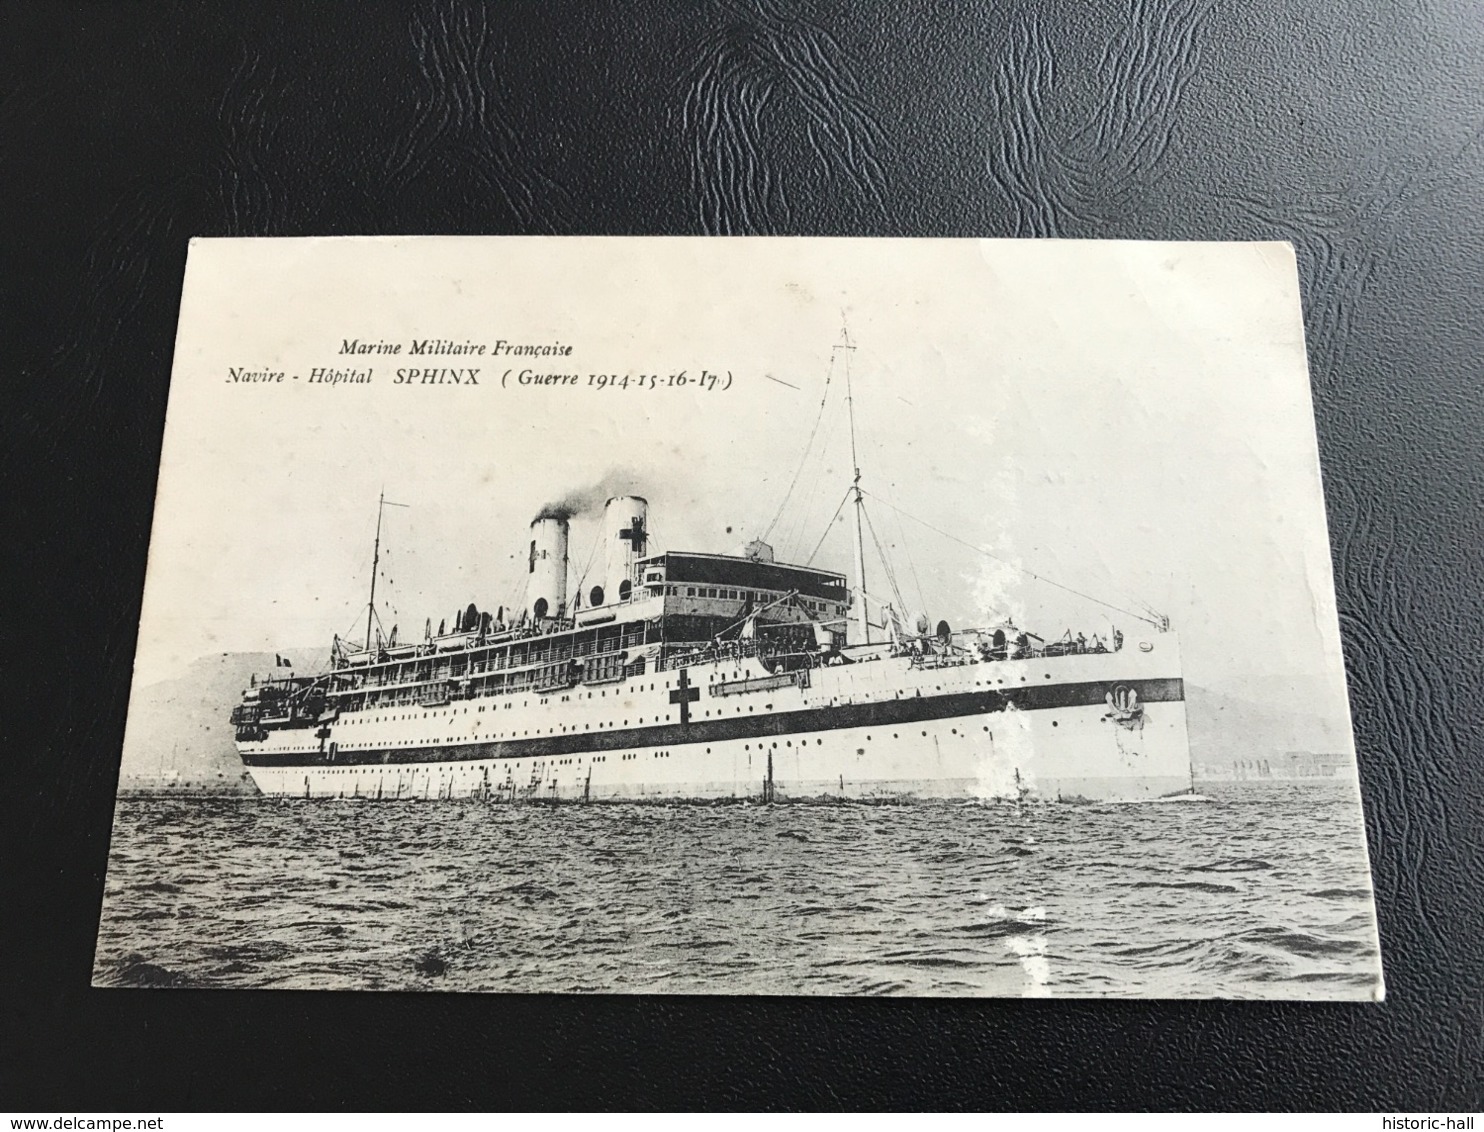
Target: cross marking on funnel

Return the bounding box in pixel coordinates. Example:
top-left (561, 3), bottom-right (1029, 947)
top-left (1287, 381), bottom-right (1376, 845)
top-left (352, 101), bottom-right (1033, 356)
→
top-left (669, 668), bottom-right (700, 725)
top-left (619, 516), bottom-right (646, 551)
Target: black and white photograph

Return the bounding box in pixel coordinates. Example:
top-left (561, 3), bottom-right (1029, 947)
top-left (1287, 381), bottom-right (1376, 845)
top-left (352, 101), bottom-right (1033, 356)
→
top-left (93, 235), bottom-right (1383, 998)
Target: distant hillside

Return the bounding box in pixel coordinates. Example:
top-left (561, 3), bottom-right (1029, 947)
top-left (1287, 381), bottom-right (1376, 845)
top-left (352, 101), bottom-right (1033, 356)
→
top-left (1184, 681), bottom-right (1353, 766)
top-left (119, 648), bottom-right (324, 784)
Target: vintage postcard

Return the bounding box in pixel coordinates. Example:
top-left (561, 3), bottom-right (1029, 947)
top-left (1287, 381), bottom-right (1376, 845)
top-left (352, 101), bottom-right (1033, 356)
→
top-left (94, 236), bottom-right (1383, 997)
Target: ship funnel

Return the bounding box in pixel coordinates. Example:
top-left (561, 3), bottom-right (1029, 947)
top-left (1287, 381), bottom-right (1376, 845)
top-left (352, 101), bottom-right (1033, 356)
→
top-left (527, 516), bottom-right (569, 620)
top-left (601, 495), bottom-right (648, 606)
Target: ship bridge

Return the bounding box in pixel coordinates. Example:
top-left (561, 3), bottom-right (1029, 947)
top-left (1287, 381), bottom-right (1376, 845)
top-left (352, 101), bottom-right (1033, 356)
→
top-left (640, 550), bottom-right (846, 603)
top-left (573, 549), bottom-right (848, 643)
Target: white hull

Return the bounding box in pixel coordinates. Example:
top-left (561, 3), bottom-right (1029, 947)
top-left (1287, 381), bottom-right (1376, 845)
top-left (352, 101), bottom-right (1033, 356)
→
top-left (240, 635), bottom-right (1192, 803)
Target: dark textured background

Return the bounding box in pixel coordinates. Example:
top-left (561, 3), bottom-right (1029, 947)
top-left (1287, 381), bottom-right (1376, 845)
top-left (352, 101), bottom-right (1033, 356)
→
top-left (3, 0), bottom-right (1482, 1111)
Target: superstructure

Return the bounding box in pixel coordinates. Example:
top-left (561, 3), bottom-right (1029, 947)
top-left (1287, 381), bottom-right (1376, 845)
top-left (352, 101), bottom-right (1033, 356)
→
top-left (233, 341), bottom-right (1192, 803)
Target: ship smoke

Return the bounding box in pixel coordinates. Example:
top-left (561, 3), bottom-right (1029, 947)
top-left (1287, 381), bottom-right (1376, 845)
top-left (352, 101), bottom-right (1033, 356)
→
top-left (534, 469), bottom-right (646, 522)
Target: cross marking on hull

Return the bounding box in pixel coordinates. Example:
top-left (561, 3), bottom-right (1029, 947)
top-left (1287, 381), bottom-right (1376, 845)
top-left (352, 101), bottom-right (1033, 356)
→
top-left (669, 668), bottom-right (700, 725)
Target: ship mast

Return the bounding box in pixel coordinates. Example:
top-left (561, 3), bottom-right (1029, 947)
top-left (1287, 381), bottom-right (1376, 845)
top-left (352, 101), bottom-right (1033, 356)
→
top-left (365, 491), bottom-right (384, 651)
top-left (841, 329), bottom-right (869, 645)
top-left (364, 490), bottom-right (408, 652)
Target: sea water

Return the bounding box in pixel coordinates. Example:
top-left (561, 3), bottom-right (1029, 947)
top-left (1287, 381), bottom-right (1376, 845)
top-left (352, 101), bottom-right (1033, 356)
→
top-left (92, 780), bottom-right (1381, 998)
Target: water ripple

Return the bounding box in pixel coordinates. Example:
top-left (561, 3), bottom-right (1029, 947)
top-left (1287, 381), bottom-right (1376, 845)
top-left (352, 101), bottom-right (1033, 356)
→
top-left (92, 780), bottom-right (1382, 998)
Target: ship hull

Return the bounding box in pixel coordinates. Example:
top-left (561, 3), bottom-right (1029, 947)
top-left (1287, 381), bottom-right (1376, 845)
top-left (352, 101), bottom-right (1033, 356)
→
top-left (238, 636), bottom-right (1192, 803)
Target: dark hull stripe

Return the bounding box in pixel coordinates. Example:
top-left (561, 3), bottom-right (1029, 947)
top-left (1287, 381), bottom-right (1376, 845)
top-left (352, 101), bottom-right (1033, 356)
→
top-left (241, 677), bottom-right (1183, 768)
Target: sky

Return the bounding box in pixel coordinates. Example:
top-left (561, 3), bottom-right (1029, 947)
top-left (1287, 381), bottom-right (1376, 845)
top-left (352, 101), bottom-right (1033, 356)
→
top-left (128, 236), bottom-right (1351, 729)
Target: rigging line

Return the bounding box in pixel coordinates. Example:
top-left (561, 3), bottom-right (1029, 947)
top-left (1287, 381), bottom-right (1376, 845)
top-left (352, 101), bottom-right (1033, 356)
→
top-left (497, 577), bottom-right (526, 624)
top-left (805, 486), bottom-right (855, 566)
top-left (851, 400), bottom-right (920, 613)
top-left (867, 509), bottom-right (910, 618)
top-left (865, 516), bottom-right (902, 612)
top-left (768, 359), bottom-right (836, 549)
top-left (781, 407), bottom-right (848, 561)
top-left (843, 339), bottom-right (860, 484)
top-left (861, 501), bottom-right (908, 613)
top-left (572, 519), bottom-right (605, 595)
top-left (859, 489), bottom-right (1161, 627)
top-left (761, 348), bottom-right (837, 543)
top-left (340, 611), bottom-right (367, 645)
top-left (1132, 597), bottom-right (1165, 619)
top-left (503, 550), bottom-right (532, 616)
top-left (713, 589), bottom-right (800, 640)
top-left (494, 557), bottom-right (522, 619)
top-left (883, 480), bottom-right (929, 614)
